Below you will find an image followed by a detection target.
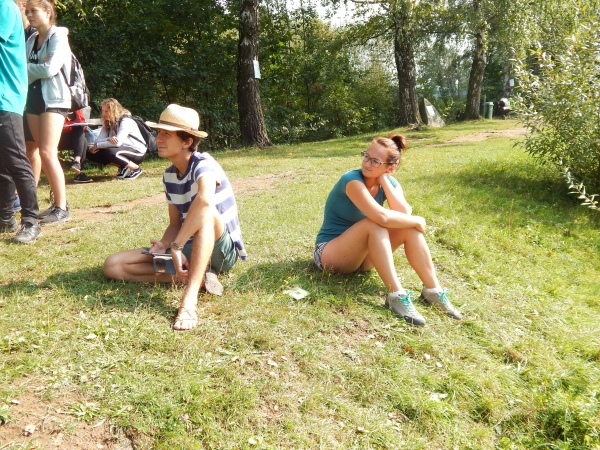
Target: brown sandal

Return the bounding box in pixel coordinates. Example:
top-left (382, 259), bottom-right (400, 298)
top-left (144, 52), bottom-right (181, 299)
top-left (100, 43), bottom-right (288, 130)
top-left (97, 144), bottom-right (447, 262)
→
top-left (173, 306), bottom-right (199, 331)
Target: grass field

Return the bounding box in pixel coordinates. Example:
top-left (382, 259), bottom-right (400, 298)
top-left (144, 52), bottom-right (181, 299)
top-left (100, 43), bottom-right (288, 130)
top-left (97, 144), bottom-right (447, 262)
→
top-left (1, 119), bottom-right (599, 449)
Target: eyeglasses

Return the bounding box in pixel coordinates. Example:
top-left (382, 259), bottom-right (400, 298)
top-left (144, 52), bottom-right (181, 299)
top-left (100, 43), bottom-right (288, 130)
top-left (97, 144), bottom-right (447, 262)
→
top-left (361, 151), bottom-right (393, 168)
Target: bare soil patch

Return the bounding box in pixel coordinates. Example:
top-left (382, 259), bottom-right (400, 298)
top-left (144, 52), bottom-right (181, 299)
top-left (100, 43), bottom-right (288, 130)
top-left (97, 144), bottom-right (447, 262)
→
top-left (37, 170), bottom-right (303, 236)
top-left (0, 391), bottom-right (140, 449)
top-left (443, 127), bottom-right (528, 144)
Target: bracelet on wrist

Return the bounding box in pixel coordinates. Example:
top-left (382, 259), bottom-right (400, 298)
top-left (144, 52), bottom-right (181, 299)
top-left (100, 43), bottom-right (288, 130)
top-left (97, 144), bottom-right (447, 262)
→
top-left (170, 242), bottom-right (184, 251)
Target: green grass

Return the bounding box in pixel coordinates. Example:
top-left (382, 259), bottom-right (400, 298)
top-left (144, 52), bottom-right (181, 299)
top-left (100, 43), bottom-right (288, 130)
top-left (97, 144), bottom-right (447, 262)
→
top-left (1, 119), bottom-right (600, 449)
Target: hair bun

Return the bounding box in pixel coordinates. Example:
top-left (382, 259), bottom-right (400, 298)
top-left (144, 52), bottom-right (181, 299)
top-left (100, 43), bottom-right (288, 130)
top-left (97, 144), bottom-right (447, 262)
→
top-left (388, 134), bottom-right (408, 151)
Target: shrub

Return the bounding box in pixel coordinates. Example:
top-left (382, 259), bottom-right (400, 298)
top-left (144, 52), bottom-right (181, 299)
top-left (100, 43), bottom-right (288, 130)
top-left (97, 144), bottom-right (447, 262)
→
top-left (514, 19), bottom-right (600, 211)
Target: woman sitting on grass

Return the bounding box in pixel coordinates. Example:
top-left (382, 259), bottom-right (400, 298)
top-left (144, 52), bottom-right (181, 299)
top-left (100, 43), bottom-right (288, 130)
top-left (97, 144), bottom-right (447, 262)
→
top-left (86, 98), bottom-right (146, 180)
top-left (314, 134), bottom-right (462, 326)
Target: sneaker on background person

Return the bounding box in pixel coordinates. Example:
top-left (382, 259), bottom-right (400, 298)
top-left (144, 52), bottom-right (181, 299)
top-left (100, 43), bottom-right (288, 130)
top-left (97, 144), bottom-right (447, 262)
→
top-left (39, 205), bottom-right (71, 225)
top-left (12, 222), bottom-right (41, 244)
top-left (121, 167), bottom-right (142, 180)
top-left (70, 161), bottom-right (82, 174)
top-left (74, 172), bottom-right (93, 183)
top-left (116, 166), bottom-right (128, 179)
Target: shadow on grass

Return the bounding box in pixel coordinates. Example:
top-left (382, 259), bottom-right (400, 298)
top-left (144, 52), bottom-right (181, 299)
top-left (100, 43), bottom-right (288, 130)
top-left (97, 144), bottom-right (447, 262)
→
top-left (235, 259), bottom-right (392, 316)
top-left (0, 266), bottom-right (175, 318)
top-left (427, 159), bottom-right (600, 226)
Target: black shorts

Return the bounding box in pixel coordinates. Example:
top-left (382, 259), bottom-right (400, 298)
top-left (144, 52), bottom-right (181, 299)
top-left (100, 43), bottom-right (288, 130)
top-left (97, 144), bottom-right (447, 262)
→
top-left (23, 114), bottom-right (33, 142)
top-left (25, 83), bottom-right (69, 117)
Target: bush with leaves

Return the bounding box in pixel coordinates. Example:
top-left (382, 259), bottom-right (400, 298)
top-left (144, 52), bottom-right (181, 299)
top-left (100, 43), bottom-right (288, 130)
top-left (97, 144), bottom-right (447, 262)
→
top-left (514, 18), bottom-right (600, 211)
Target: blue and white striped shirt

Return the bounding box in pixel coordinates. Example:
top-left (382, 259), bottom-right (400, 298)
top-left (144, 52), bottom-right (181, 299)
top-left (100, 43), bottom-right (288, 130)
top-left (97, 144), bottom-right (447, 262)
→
top-left (163, 152), bottom-right (247, 259)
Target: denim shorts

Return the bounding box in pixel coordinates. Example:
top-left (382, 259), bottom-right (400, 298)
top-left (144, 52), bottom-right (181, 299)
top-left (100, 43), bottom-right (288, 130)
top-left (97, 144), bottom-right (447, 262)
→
top-left (26, 83), bottom-right (69, 117)
top-left (313, 242), bottom-right (328, 270)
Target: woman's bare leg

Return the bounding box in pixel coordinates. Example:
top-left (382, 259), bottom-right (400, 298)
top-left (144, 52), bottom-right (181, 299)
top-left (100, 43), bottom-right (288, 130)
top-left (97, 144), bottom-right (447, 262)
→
top-left (320, 218), bottom-right (402, 292)
top-left (28, 112), bottom-right (67, 209)
top-left (362, 227), bottom-right (440, 289)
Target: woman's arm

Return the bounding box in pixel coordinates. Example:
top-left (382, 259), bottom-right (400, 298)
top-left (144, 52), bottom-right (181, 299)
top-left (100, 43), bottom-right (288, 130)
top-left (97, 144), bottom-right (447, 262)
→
top-left (112, 117), bottom-right (138, 147)
top-left (27, 30), bottom-right (71, 83)
top-left (378, 173), bottom-right (412, 215)
top-left (346, 180), bottom-right (425, 232)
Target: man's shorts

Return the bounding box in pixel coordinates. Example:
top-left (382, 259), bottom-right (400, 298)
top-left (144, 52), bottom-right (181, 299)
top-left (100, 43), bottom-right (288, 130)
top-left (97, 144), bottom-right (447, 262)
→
top-left (181, 229), bottom-right (238, 273)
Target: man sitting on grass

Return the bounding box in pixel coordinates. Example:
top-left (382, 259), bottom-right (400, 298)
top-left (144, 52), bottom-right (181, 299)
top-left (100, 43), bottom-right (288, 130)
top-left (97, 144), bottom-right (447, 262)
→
top-left (104, 104), bottom-right (246, 331)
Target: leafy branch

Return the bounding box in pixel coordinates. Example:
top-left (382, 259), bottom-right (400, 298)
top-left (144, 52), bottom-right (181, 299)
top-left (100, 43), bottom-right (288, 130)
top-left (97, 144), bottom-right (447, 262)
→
top-left (560, 165), bottom-right (599, 212)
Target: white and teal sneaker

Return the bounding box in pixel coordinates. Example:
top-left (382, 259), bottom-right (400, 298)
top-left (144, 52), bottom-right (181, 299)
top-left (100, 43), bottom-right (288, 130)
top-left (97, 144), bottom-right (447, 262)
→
top-left (385, 291), bottom-right (426, 326)
top-left (420, 288), bottom-right (462, 320)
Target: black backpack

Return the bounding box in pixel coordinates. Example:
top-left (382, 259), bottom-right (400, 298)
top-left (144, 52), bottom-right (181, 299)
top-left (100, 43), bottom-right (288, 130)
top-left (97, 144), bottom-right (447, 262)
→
top-left (60, 52), bottom-right (89, 111)
top-left (124, 115), bottom-right (158, 153)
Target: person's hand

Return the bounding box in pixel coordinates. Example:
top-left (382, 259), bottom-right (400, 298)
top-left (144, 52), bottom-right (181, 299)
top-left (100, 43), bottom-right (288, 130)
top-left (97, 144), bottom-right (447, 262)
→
top-left (377, 172), bottom-right (390, 186)
top-left (43, 54), bottom-right (51, 63)
top-left (149, 239), bottom-right (166, 254)
top-left (89, 144), bottom-right (98, 154)
top-left (170, 249), bottom-right (189, 284)
top-left (107, 136), bottom-right (118, 145)
top-left (413, 216), bottom-right (426, 234)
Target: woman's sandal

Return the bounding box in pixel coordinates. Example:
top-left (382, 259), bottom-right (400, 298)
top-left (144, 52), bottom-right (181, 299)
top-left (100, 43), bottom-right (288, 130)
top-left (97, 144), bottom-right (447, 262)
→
top-left (173, 306), bottom-right (199, 331)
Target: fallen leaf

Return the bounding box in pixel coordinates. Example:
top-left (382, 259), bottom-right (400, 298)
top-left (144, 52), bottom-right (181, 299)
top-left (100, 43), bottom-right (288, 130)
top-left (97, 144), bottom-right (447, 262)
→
top-left (333, 375), bottom-right (342, 383)
top-left (23, 424), bottom-right (36, 436)
top-left (267, 359), bottom-right (279, 368)
top-left (423, 353), bottom-right (431, 360)
top-left (181, 414), bottom-right (189, 421)
top-left (85, 333), bottom-right (97, 340)
top-left (429, 392), bottom-right (449, 401)
top-left (375, 341), bottom-right (384, 348)
top-left (11, 399), bottom-right (20, 405)
top-left (268, 371), bottom-right (277, 378)
top-left (367, 334), bottom-right (375, 339)
top-left (248, 437), bottom-right (257, 445)
top-left (280, 356), bottom-right (288, 362)
top-left (435, 362), bottom-right (443, 368)
top-left (405, 346), bottom-right (413, 353)
top-left (356, 426), bottom-right (367, 433)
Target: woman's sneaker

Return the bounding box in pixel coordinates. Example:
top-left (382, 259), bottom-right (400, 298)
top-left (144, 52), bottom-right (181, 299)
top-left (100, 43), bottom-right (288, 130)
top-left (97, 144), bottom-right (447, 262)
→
top-left (121, 168), bottom-right (142, 180)
top-left (116, 167), bottom-right (129, 179)
top-left (39, 205), bottom-right (71, 225)
top-left (74, 172), bottom-right (93, 183)
top-left (13, 223), bottom-right (41, 244)
top-left (70, 161), bottom-right (81, 174)
top-left (385, 291), bottom-right (426, 326)
top-left (420, 288), bottom-right (462, 320)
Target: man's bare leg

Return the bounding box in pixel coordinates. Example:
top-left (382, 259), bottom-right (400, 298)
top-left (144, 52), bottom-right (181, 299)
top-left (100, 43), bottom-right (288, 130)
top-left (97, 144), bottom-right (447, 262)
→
top-left (174, 207), bottom-right (224, 331)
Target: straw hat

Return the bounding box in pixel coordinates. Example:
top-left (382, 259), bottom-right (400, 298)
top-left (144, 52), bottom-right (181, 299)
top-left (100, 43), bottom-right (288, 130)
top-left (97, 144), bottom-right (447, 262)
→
top-left (146, 104), bottom-right (208, 138)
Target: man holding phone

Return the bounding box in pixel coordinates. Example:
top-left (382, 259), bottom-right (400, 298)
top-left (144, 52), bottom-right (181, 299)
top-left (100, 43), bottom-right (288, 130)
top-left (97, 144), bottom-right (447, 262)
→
top-left (104, 104), bottom-right (246, 331)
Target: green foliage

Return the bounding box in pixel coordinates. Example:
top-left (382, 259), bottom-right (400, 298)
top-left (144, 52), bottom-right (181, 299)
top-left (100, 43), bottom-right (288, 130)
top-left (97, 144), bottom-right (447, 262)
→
top-left (514, 17), bottom-right (600, 204)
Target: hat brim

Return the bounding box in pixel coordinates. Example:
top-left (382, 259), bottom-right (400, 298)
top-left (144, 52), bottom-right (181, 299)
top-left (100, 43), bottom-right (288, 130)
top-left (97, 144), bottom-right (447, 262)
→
top-left (146, 121), bottom-right (208, 138)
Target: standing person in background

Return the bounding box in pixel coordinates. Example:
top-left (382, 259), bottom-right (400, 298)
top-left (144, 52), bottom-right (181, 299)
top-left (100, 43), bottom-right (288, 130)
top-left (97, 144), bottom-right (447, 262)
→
top-left (25, 0), bottom-right (71, 224)
top-left (86, 98), bottom-right (147, 180)
top-left (0, 0), bottom-right (41, 244)
top-left (314, 135), bottom-right (462, 326)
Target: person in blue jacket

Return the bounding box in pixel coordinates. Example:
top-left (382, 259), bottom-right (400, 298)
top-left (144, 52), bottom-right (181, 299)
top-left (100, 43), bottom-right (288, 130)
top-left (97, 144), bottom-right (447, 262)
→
top-left (314, 134), bottom-right (462, 326)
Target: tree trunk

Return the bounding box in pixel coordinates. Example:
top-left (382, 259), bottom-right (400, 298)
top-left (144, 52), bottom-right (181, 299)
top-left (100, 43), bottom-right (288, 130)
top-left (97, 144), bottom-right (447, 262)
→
top-left (237, 0), bottom-right (272, 147)
top-left (464, 27), bottom-right (487, 120)
top-left (393, 12), bottom-right (421, 127)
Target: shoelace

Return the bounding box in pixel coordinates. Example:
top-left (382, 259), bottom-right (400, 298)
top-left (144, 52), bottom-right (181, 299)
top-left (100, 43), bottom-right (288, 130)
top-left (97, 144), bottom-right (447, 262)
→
top-left (399, 293), bottom-right (417, 314)
top-left (438, 290), bottom-right (451, 306)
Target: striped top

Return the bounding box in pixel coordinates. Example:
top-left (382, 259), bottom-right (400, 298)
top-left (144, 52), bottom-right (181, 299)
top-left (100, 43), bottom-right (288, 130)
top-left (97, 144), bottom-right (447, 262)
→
top-left (163, 152), bottom-right (247, 259)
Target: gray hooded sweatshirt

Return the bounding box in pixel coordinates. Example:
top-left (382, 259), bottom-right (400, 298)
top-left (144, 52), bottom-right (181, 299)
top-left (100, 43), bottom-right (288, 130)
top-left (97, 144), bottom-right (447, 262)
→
top-left (26, 25), bottom-right (71, 110)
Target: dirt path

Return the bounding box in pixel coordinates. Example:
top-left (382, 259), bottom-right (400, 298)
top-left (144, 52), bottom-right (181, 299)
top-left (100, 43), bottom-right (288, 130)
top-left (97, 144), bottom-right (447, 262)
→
top-left (444, 126), bottom-right (528, 143)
